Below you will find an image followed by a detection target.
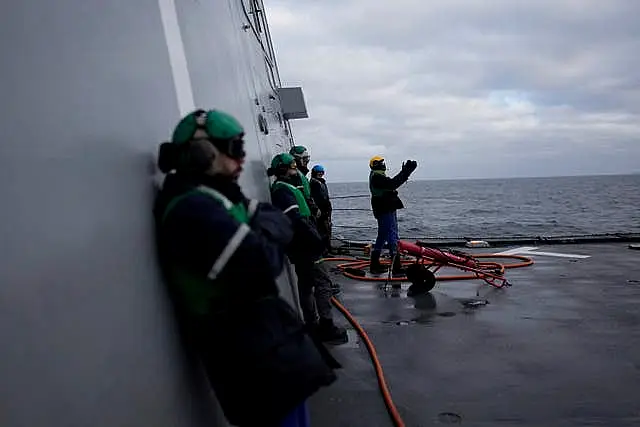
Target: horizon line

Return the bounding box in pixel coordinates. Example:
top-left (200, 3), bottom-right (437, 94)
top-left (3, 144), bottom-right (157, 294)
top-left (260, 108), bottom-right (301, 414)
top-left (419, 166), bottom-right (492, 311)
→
top-left (329, 171), bottom-right (639, 185)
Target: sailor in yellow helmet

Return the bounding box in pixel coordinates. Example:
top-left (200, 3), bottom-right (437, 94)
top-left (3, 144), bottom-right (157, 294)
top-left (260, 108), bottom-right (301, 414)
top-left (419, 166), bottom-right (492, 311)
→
top-left (369, 155), bottom-right (385, 169)
top-left (368, 155), bottom-right (418, 276)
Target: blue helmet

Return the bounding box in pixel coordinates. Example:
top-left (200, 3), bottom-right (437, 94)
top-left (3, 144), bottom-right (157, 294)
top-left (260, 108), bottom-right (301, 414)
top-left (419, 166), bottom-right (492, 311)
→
top-left (312, 164), bottom-right (325, 174)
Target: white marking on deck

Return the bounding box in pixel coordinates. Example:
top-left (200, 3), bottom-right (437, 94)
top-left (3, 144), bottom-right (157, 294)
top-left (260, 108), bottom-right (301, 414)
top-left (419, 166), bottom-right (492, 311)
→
top-left (158, 0), bottom-right (195, 115)
top-left (343, 329), bottom-right (360, 349)
top-left (496, 247), bottom-right (538, 255)
top-left (496, 247), bottom-right (591, 259)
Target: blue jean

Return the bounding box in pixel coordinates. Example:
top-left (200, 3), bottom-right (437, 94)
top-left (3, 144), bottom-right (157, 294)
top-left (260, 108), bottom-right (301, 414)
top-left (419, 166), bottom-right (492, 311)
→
top-left (374, 211), bottom-right (399, 256)
top-left (279, 402), bottom-right (310, 427)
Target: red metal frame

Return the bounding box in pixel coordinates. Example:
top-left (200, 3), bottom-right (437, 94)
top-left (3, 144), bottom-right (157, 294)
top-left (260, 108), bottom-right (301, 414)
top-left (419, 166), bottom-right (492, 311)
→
top-left (397, 240), bottom-right (511, 288)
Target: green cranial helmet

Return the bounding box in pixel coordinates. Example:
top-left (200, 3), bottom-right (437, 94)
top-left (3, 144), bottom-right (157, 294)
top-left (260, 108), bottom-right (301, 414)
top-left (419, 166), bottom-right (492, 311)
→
top-left (271, 152), bottom-right (296, 170)
top-left (158, 109), bottom-right (245, 173)
top-left (289, 145), bottom-right (309, 159)
top-left (172, 109), bottom-right (244, 144)
top-left (170, 109), bottom-right (246, 160)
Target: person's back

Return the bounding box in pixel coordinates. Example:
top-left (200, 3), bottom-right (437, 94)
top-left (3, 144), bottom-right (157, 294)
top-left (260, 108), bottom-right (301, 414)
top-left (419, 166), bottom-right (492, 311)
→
top-left (154, 109), bottom-right (337, 427)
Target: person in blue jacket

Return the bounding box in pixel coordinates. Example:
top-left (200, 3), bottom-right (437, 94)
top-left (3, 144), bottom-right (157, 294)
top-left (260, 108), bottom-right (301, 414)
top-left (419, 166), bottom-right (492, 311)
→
top-left (268, 153), bottom-right (348, 344)
top-left (153, 109), bottom-right (337, 427)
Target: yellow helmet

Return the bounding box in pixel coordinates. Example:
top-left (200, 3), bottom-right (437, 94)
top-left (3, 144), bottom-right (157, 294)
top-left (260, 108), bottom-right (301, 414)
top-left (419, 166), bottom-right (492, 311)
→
top-left (369, 155), bottom-right (385, 169)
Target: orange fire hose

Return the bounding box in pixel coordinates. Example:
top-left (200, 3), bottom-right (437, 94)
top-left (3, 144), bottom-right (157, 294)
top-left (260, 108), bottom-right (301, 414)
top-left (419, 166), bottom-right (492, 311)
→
top-left (321, 254), bottom-right (533, 282)
top-left (331, 296), bottom-right (406, 427)
top-left (317, 253), bottom-right (534, 427)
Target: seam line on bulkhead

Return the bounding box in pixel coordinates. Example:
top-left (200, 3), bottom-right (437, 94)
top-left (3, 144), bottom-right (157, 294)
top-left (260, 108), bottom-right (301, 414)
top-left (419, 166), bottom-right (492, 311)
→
top-left (158, 0), bottom-right (196, 116)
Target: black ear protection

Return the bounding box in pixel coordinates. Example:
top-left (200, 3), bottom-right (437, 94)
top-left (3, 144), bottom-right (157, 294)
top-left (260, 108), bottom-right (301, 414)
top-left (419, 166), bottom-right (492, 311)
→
top-left (188, 140), bottom-right (215, 172)
top-left (156, 141), bottom-right (206, 174)
top-left (154, 140), bottom-right (212, 175)
top-left (157, 142), bottom-right (178, 173)
top-left (177, 110), bottom-right (215, 173)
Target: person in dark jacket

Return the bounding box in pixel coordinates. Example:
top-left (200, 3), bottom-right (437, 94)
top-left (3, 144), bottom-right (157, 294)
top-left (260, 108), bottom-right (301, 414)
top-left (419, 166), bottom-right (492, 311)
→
top-left (289, 145), bottom-right (320, 218)
top-left (289, 147), bottom-right (342, 293)
top-left (368, 156), bottom-right (418, 275)
top-left (310, 164), bottom-right (332, 255)
top-left (268, 153), bottom-right (348, 344)
top-left (153, 109), bottom-right (337, 427)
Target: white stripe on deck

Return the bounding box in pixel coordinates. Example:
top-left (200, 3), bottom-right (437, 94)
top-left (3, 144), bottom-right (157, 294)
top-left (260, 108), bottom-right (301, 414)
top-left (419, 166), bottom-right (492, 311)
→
top-left (496, 247), bottom-right (591, 259)
top-left (496, 246), bottom-right (538, 255)
top-left (343, 329), bottom-right (360, 349)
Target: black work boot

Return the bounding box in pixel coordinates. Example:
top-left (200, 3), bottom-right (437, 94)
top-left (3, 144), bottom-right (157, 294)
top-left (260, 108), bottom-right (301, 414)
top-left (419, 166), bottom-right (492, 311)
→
top-left (330, 282), bottom-right (342, 296)
top-left (369, 250), bottom-right (387, 275)
top-left (317, 318), bottom-right (349, 344)
top-left (391, 255), bottom-right (405, 275)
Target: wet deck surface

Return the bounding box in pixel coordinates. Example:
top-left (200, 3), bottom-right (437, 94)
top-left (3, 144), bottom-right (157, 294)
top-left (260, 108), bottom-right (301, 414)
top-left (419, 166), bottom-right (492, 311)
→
top-left (311, 243), bottom-right (640, 426)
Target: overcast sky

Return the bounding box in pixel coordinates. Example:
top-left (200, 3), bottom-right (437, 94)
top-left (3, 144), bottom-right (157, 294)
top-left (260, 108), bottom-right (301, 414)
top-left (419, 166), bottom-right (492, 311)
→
top-left (265, 0), bottom-right (640, 182)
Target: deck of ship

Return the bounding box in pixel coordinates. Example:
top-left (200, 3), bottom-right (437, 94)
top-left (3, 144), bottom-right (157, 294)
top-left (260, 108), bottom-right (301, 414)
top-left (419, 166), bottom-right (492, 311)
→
top-left (310, 242), bottom-right (640, 427)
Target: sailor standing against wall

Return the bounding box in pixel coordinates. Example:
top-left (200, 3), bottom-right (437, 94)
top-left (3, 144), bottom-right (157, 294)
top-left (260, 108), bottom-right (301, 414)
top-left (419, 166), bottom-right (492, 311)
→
top-left (153, 109), bottom-right (338, 427)
top-left (290, 147), bottom-right (345, 321)
top-left (289, 145), bottom-right (320, 218)
top-left (310, 164), bottom-right (333, 256)
top-left (268, 153), bottom-right (348, 345)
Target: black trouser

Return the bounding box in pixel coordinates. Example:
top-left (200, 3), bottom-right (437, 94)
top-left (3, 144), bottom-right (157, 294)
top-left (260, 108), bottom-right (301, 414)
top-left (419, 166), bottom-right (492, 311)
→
top-left (193, 297), bottom-right (336, 427)
top-left (316, 216), bottom-right (332, 254)
top-left (294, 260), bottom-right (334, 325)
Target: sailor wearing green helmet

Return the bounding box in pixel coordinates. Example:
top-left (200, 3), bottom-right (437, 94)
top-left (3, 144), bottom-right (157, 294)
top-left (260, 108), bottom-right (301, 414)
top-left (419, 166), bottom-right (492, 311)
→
top-left (153, 109), bottom-right (337, 427)
top-left (289, 145), bottom-right (321, 218)
top-left (268, 153), bottom-right (348, 344)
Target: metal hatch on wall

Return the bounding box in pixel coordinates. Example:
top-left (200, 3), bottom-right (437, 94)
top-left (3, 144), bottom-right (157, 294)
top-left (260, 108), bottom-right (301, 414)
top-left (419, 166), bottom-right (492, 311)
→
top-left (277, 87), bottom-right (309, 120)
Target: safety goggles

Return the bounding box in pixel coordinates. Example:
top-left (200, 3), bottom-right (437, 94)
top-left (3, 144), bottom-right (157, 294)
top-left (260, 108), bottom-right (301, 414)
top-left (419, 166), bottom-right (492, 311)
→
top-left (196, 135), bottom-right (246, 160)
top-left (222, 135), bottom-right (246, 160)
top-left (371, 159), bottom-right (385, 169)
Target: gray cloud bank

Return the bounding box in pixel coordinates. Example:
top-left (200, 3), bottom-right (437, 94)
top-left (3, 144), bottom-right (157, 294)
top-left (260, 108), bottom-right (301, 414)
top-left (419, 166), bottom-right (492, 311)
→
top-left (266, 0), bottom-right (640, 181)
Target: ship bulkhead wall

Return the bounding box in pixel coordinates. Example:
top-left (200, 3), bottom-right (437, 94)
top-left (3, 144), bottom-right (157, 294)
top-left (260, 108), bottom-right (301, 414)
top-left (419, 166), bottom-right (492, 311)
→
top-left (0, 1), bottom-right (294, 426)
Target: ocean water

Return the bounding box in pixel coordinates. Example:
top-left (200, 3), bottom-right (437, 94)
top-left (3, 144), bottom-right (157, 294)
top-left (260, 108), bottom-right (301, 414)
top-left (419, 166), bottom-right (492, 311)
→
top-left (327, 174), bottom-right (640, 241)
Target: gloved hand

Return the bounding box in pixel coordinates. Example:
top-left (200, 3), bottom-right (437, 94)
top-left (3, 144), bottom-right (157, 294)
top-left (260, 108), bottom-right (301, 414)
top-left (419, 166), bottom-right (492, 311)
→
top-left (250, 202), bottom-right (294, 247)
top-left (402, 160), bottom-right (418, 175)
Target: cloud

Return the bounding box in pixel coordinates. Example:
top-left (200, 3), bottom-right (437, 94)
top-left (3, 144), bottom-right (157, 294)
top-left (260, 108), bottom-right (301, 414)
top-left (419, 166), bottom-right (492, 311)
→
top-left (265, 0), bottom-right (640, 181)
